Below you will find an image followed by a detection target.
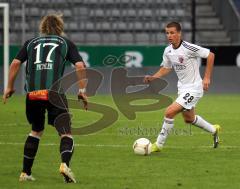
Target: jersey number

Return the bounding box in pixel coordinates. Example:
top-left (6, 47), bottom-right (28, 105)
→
top-left (34, 43), bottom-right (59, 64)
top-left (183, 93), bottom-right (194, 103)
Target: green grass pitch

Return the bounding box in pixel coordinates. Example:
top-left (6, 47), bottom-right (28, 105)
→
top-left (0, 94), bottom-right (240, 189)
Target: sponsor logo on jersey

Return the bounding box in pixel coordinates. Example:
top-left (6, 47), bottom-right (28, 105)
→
top-left (174, 64), bottom-right (186, 70)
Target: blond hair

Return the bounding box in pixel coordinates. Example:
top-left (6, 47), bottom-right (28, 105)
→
top-left (39, 14), bottom-right (64, 36)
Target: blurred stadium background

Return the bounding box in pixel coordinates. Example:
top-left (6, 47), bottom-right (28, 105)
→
top-left (0, 0), bottom-right (240, 94)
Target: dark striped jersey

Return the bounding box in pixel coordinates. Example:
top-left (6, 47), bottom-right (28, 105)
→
top-left (15, 35), bottom-right (83, 92)
top-left (161, 40), bottom-right (210, 94)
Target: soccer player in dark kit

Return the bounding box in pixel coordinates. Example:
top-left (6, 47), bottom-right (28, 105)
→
top-left (3, 14), bottom-right (87, 183)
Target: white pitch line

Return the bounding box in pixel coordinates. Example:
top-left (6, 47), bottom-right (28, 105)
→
top-left (0, 130), bottom-right (239, 138)
top-left (0, 142), bottom-right (128, 148)
top-left (0, 142), bottom-right (239, 149)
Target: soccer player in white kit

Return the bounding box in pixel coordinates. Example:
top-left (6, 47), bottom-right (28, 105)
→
top-left (144, 22), bottom-right (221, 152)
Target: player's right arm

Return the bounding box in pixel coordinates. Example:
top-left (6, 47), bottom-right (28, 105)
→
top-left (3, 59), bottom-right (22, 103)
top-left (3, 40), bottom-right (28, 104)
top-left (144, 47), bottom-right (172, 83)
top-left (143, 67), bottom-right (172, 83)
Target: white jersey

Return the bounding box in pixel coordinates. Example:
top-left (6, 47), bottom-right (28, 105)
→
top-left (161, 40), bottom-right (210, 94)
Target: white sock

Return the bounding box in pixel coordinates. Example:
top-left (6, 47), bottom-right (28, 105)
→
top-left (156, 117), bottom-right (174, 147)
top-left (192, 115), bottom-right (216, 134)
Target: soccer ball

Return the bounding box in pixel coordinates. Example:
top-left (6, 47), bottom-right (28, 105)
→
top-left (133, 138), bottom-right (152, 155)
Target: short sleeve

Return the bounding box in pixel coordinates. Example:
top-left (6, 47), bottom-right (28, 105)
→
top-left (196, 46), bottom-right (210, 58)
top-left (15, 40), bottom-right (29, 63)
top-left (190, 43), bottom-right (210, 59)
top-left (66, 40), bottom-right (83, 64)
top-left (161, 48), bottom-right (172, 68)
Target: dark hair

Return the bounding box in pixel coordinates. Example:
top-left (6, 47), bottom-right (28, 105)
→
top-left (39, 14), bottom-right (64, 36)
top-left (166, 22), bottom-right (182, 32)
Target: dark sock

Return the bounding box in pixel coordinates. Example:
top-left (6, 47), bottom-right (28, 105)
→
top-left (23, 135), bottom-right (40, 175)
top-left (60, 136), bottom-right (74, 167)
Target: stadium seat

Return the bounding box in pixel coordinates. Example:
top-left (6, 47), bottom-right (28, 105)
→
top-left (85, 22), bottom-right (95, 31)
top-left (119, 33), bottom-right (134, 44)
top-left (135, 33), bottom-right (150, 44)
top-left (86, 33), bottom-right (101, 44)
top-left (0, 0), bottom-right (233, 45)
top-left (70, 33), bottom-right (86, 43)
top-left (102, 33), bottom-right (118, 44)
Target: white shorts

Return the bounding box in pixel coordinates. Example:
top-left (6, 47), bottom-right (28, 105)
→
top-left (175, 92), bottom-right (203, 110)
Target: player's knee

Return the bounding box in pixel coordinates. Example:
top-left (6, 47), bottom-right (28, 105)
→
top-left (31, 130), bottom-right (43, 138)
top-left (164, 107), bottom-right (176, 119)
top-left (164, 106), bottom-right (176, 119)
top-left (61, 134), bottom-right (72, 138)
top-left (54, 113), bottom-right (71, 135)
top-left (164, 111), bottom-right (175, 119)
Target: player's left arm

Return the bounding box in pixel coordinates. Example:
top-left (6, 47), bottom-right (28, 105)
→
top-left (203, 52), bottom-right (215, 91)
top-left (3, 59), bottom-right (22, 104)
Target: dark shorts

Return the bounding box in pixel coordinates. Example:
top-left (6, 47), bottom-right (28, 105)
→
top-left (26, 94), bottom-right (71, 134)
